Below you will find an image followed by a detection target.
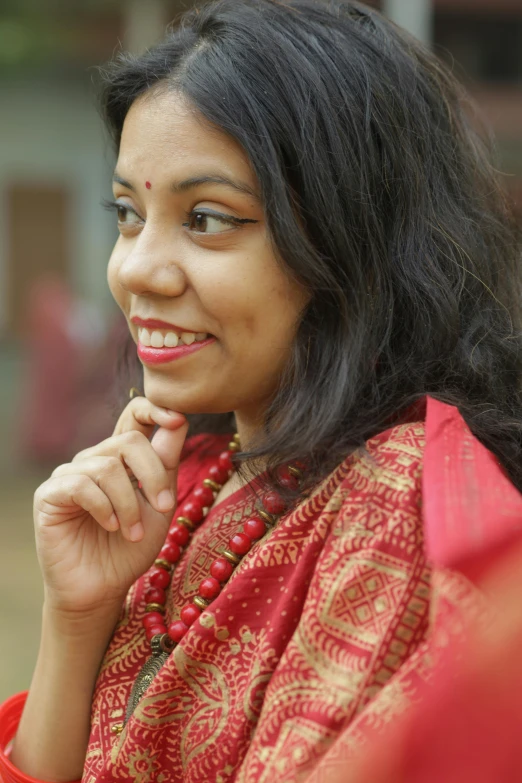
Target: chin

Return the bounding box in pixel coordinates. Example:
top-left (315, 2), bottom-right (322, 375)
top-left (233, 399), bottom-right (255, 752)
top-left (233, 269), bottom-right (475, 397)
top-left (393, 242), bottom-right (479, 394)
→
top-left (143, 374), bottom-right (234, 416)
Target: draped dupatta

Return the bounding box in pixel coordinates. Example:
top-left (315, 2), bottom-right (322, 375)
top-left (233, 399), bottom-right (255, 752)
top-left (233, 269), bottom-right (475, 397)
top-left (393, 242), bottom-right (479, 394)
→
top-left (82, 397), bottom-right (521, 783)
top-left (305, 397), bottom-right (522, 783)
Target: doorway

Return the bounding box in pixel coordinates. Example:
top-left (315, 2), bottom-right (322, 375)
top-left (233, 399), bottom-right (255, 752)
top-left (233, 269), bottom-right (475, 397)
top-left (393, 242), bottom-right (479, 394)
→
top-left (6, 183), bottom-right (70, 337)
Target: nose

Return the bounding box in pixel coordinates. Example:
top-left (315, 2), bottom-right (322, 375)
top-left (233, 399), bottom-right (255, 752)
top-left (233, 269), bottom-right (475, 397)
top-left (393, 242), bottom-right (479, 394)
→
top-left (116, 227), bottom-right (187, 299)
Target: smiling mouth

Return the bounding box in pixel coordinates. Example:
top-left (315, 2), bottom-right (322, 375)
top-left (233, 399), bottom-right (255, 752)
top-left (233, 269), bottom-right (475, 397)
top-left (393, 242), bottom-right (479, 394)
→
top-left (136, 331), bottom-right (216, 366)
top-left (138, 327), bottom-right (210, 348)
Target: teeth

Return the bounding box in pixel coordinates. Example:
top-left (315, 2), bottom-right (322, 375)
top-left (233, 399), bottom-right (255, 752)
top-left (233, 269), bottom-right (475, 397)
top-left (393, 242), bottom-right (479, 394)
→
top-left (164, 332), bottom-right (179, 348)
top-left (140, 328), bottom-right (152, 347)
top-left (150, 330), bottom-right (164, 348)
top-left (138, 327), bottom-right (209, 348)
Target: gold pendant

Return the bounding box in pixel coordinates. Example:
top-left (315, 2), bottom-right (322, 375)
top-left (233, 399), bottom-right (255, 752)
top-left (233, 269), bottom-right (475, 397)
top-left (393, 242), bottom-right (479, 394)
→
top-left (124, 635), bottom-right (173, 724)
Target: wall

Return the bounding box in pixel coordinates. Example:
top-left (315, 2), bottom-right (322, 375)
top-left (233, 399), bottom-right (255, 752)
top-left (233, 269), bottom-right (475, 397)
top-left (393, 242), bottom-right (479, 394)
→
top-left (0, 75), bottom-right (117, 332)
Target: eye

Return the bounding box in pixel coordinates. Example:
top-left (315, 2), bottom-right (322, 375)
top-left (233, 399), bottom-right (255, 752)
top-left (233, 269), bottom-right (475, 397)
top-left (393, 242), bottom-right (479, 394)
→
top-left (102, 199), bottom-right (143, 228)
top-left (184, 210), bottom-right (236, 234)
top-left (116, 204), bottom-right (142, 227)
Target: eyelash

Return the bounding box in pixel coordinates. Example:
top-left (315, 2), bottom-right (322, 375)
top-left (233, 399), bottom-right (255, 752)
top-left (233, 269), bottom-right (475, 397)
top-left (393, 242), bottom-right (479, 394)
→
top-left (182, 209), bottom-right (246, 230)
top-left (101, 199), bottom-right (248, 231)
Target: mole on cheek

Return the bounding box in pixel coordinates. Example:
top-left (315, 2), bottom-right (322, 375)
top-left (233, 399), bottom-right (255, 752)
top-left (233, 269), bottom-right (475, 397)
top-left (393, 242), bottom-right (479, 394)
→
top-left (146, 181), bottom-right (152, 189)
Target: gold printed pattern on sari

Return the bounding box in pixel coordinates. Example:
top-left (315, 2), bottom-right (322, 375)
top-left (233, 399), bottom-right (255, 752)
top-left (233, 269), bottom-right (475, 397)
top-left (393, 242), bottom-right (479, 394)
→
top-left (84, 422), bottom-right (434, 782)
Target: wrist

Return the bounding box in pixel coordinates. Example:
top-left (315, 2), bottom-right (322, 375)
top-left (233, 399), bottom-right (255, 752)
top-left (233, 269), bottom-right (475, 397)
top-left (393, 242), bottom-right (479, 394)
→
top-left (0, 692), bottom-right (85, 783)
top-left (42, 599), bottom-right (123, 644)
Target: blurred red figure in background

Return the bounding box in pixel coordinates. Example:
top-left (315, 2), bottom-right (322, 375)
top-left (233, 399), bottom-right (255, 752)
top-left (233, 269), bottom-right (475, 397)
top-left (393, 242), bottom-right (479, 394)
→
top-left (18, 276), bottom-right (119, 466)
top-left (18, 276), bottom-right (79, 465)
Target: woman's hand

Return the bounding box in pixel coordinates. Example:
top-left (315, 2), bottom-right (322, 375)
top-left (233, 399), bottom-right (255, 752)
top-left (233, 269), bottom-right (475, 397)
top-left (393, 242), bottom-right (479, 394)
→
top-left (33, 397), bottom-right (189, 617)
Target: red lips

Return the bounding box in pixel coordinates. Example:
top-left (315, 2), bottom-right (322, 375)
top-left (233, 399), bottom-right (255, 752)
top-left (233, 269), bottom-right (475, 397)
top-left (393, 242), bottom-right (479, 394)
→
top-left (131, 316), bottom-right (188, 333)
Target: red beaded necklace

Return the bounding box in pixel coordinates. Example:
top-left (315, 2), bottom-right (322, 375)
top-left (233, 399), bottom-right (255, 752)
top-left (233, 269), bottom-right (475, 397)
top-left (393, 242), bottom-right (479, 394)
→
top-left (122, 433), bottom-right (301, 727)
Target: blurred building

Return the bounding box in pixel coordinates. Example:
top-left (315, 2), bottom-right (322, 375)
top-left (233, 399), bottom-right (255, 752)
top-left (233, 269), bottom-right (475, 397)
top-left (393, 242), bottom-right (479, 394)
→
top-left (384, 0), bottom-right (522, 201)
top-left (433, 0), bottom-right (522, 206)
top-left (0, 0), bottom-right (520, 339)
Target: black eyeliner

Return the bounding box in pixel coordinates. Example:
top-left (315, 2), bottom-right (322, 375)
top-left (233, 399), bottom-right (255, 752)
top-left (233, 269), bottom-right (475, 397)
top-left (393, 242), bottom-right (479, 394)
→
top-left (184, 208), bottom-right (258, 225)
top-left (101, 198), bottom-right (143, 220)
top-left (102, 199), bottom-right (257, 226)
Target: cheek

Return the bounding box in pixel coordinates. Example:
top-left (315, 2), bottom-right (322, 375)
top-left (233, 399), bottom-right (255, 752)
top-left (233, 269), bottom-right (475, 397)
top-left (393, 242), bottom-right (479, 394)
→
top-left (107, 249), bottom-right (125, 308)
top-left (220, 250), bottom-right (292, 316)
top-left (221, 267), bottom-right (308, 355)
top-left (252, 264), bottom-right (309, 330)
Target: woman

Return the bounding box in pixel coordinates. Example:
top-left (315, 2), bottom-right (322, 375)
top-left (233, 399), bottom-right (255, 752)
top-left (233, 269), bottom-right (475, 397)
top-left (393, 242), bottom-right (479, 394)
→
top-left (1, 0), bottom-right (521, 781)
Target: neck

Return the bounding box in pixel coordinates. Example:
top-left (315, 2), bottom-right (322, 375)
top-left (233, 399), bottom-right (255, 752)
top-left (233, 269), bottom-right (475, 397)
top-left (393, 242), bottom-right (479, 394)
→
top-left (212, 411), bottom-right (265, 508)
top-left (233, 408), bottom-right (265, 455)
top-left (223, 407), bottom-right (268, 492)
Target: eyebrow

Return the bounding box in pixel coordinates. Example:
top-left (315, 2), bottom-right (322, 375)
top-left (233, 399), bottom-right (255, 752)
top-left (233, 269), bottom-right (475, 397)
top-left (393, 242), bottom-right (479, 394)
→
top-left (112, 173), bottom-right (258, 200)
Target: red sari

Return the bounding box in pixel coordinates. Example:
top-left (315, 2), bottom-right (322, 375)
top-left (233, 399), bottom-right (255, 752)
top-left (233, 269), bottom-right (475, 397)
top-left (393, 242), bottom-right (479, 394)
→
top-left (77, 396), bottom-right (520, 782)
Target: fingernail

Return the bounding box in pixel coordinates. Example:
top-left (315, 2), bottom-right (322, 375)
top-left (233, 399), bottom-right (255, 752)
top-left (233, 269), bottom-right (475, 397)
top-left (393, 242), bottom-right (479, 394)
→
top-left (108, 513), bottom-right (119, 531)
top-left (162, 408), bottom-right (180, 417)
top-left (157, 489), bottom-right (175, 512)
top-left (129, 522), bottom-right (144, 542)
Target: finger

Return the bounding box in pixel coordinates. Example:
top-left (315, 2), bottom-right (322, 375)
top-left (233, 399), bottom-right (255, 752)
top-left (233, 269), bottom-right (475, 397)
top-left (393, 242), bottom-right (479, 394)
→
top-left (50, 457), bottom-right (142, 541)
top-left (68, 431), bottom-right (177, 515)
top-left (150, 419), bottom-right (190, 494)
top-left (35, 475), bottom-right (119, 534)
top-left (72, 399), bottom-right (186, 465)
top-left (113, 396), bottom-right (186, 438)
top-left (109, 430), bottom-right (178, 514)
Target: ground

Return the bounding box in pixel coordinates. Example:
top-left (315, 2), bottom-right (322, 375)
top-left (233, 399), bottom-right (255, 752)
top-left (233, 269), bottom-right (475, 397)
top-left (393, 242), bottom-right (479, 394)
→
top-left (0, 345), bottom-right (51, 701)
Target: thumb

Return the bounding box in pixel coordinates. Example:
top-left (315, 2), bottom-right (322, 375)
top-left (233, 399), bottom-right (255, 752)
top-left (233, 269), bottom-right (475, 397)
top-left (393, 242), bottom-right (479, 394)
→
top-left (150, 418), bottom-right (190, 497)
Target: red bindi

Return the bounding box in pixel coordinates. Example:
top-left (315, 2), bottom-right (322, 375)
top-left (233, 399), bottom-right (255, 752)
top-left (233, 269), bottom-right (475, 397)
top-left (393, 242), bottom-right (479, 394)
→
top-left (145, 181), bottom-right (152, 189)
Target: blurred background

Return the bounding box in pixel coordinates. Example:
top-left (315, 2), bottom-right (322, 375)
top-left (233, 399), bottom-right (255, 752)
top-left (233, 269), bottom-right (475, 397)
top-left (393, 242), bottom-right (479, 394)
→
top-left (0, 0), bottom-right (520, 700)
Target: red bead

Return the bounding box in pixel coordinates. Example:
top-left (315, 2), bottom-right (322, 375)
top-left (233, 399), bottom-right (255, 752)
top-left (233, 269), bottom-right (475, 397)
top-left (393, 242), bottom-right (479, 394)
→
top-left (263, 491), bottom-right (287, 516)
top-left (210, 557), bottom-right (234, 582)
top-left (180, 603), bottom-right (201, 626)
top-left (229, 532), bottom-right (252, 556)
top-left (208, 464), bottom-right (229, 485)
top-left (278, 468), bottom-right (299, 491)
top-left (144, 586), bottom-right (166, 605)
top-left (168, 522), bottom-right (190, 547)
top-left (199, 577), bottom-right (222, 599)
top-left (180, 500), bottom-right (204, 523)
top-left (146, 624), bottom-right (166, 641)
top-left (244, 517), bottom-right (266, 540)
top-left (149, 567), bottom-right (171, 590)
top-left (168, 620), bottom-right (189, 643)
top-left (142, 612), bottom-right (164, 628)
top-left (159, 542), bottom-right (181, 564)
top-left (193, 485), bottom-right (215, 507)
top-left (218, 451), bottom-right (234, 473)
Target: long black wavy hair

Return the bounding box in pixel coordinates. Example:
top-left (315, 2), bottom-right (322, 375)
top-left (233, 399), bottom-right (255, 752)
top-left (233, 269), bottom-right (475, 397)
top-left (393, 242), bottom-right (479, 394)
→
top-left (100, 0), bottom-right (522, 497)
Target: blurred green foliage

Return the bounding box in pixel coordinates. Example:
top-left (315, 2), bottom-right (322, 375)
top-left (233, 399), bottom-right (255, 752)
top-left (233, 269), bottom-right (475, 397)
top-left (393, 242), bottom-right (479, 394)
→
top-left (0, 0), bottom-right (122, 73)
top-left (0, 0), bottom-right (120, 14)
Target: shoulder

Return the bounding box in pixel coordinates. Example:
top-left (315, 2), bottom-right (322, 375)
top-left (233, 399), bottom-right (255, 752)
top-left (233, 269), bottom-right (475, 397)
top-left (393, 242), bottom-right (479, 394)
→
top-left (352, 396), bottom-right (427, 484)
top-left (340, 416), bottom-right (426, 498)
top-left (320, 416), bottom-right (426, 552)
top-left (364, 416), bottom-right (426, 469)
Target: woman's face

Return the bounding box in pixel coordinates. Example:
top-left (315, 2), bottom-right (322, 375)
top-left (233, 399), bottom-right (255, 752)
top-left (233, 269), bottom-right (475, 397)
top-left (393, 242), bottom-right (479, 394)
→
top-left (108, 90), bottom-right (308, 422)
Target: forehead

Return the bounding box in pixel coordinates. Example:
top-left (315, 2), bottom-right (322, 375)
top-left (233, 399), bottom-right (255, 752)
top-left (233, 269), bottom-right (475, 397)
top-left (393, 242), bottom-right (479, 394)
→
top-left (117, 90), bottom-right (256, 187)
